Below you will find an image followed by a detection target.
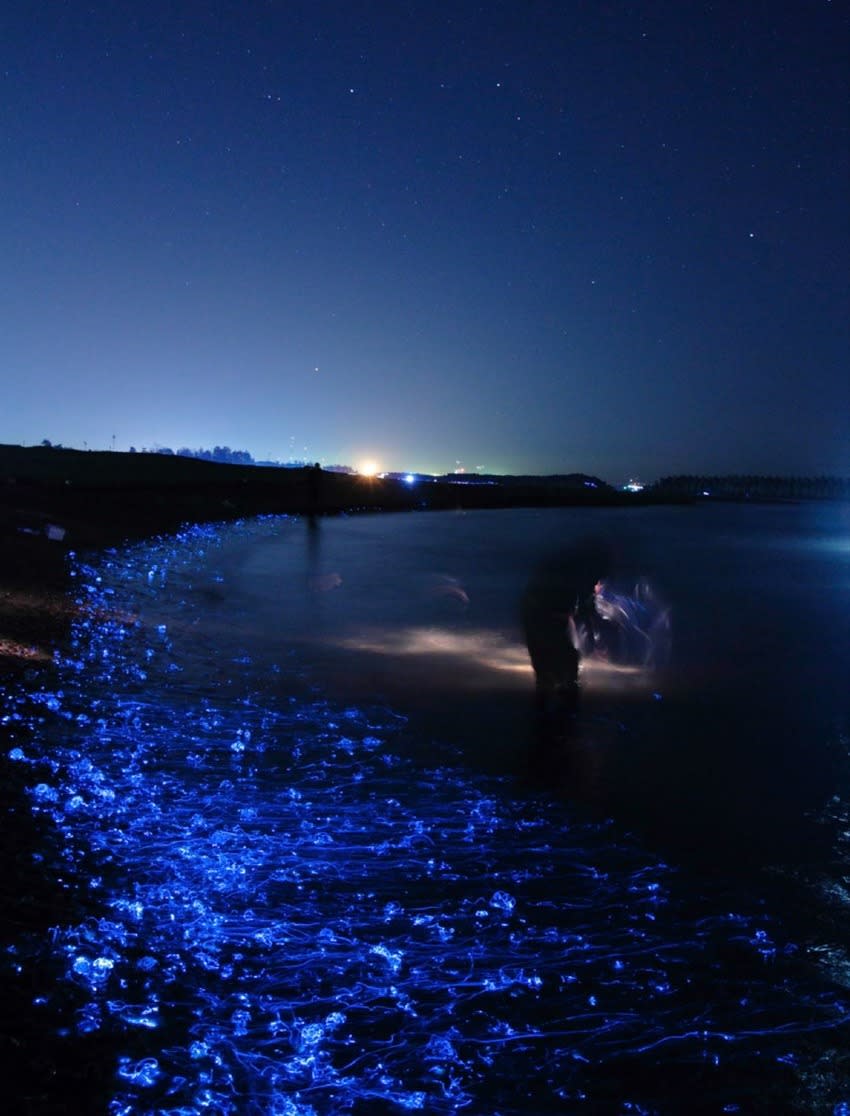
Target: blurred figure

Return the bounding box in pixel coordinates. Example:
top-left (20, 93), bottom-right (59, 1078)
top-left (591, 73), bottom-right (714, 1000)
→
top-left (426, 573), bottom-right (470, 607)
top-left (521, 539), bottom-right (612, 711)
top-left (592, 576), bottom-right (671, 669)
top-left (304, 513), bottom-right (342, 594)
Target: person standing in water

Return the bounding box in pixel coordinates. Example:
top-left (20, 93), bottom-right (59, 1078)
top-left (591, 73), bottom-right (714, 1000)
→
top-left (307, 462), bottom-right (322, 513)
top-left (521, 540), bottom-right (612, 711)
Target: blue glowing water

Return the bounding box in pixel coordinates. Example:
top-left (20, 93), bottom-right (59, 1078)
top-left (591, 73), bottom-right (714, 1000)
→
top-left (5, 504), bottom-right (850, 1113)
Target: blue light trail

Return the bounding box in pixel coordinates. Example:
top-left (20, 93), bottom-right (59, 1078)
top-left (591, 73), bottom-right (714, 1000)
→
top-left (5, 519), bottom-right (849, 1113)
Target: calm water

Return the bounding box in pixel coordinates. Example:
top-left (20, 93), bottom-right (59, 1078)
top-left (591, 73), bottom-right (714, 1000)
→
top-left (7, 503), bottom-right (850, 1113)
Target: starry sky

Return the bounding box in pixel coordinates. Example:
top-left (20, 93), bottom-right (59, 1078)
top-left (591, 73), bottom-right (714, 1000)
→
top-left (2, 1), bottom-right (847, 481)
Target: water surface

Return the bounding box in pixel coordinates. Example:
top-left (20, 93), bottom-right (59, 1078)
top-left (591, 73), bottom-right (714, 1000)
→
top-left (6, 503), bottom-right (850, 1113)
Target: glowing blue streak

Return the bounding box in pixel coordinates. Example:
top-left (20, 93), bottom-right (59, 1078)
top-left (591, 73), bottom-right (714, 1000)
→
top-left (5, 516), bottom-right (848, 1114)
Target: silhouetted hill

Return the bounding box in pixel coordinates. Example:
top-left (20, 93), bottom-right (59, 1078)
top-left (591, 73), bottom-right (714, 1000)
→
top-left (433, 472), bottom-right (611, 490)
top-left (0, 445), bottom-right (685, 558)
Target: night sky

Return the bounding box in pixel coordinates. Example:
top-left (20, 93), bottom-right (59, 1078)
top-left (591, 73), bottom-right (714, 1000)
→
top-left (2, 1), bottom-right (847, 481)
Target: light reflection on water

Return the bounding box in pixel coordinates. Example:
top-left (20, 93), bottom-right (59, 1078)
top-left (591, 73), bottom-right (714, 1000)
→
top-left (6, 512), bottom-right (850, 1113)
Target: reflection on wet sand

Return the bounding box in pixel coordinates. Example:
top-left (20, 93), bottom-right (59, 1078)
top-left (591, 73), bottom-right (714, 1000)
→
top-left (0, 582), bottom-right (140, 668)
top-left (331, 623), bottom-right (662, 697)
top-left (0, 585), bottom-right (76, 665)
top-left (0, 636), bottom-right (52, 662)
top-left (336, 626), bottom-right (533, 681)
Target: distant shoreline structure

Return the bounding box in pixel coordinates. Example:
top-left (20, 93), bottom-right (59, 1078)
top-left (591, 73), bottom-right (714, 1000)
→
top-left (1, 442), bottom-right (848, 560)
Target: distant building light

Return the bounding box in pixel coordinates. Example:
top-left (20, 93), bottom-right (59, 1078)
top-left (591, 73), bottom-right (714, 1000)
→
top-left (623, 480), bottom-right (644, 493)
top-left (404, 474), bottom-right (416, 485)
top-left (702, 490), bottom-right (711, 497)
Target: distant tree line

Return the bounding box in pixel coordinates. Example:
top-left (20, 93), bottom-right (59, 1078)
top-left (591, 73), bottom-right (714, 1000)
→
top-left (131, 445), bottom-right (257, 464)
top-left (39, 439), bottom-right (351, 470)
top-left (174, 445), bottom-right (255, 465)
top-left (653, 475), bottom-right (850, 500)
top-left (136, 445), bottom-right (352, 469)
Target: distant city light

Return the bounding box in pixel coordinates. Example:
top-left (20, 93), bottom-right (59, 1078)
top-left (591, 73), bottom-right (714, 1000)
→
top-left (404, 474), bottom-right (416, 485)
top-left (623, 479), bottom-right (645, 493)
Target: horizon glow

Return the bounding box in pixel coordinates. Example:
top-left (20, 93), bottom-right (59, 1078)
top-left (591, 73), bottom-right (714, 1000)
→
top-left (0, 3), bottom-right (847, 478)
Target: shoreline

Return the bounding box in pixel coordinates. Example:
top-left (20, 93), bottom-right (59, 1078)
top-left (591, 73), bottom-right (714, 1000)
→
top-left (0, 443), bottom-right (685, 673)
top-left (0, 443), bottom-right (684, 553)
top-left (5, 441), bottom-right (843, 673)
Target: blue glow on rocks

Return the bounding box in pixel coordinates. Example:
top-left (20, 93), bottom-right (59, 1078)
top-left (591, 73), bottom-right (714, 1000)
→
top-left (6, 517), bottom-right (850, 1113)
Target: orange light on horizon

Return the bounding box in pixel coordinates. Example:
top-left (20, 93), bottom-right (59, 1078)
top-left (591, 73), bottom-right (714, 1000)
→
top-left (358, 460), bottom-right (380, 477)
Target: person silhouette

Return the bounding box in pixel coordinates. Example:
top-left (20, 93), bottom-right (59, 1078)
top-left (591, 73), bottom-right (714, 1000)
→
top-left (307, 462), bottom-right (322, 512)
top-left (521, 539), bottom-right (612, 712)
